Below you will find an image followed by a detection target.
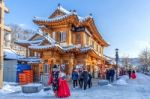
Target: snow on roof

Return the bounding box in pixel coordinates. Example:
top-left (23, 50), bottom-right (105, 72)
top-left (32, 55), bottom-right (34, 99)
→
top-left (80, 47), bottom-right (92, 52)
top-left (4, 49), bottom-right (22, 60)
top-left (34, 12), bottom-right (92, 23)
top-left (34, 12), bottom-right (76, 22)
top-left (16, 39), bottom-right (44, 45)
top-left (78, 15), bottom-right (92, 22)
top-left (57, 5), bottom-right (93, 22)
top-left (63, 45), bottom-right (81, 51)
top-left (44, 35), bottom-right (56, 44)
top-left (57, 5), bottom-right (71, 14)
top-left (34, 5), bottom-right (93, 23)
top-left (18, 57), bottom-right (41, 63)
top-left (29, 44), bottom-right (63, 50)
top-left (34, 30), bottom-right (56, 44)
top-left (16, 30), bottom-right (57, 46)
top-left (27, 30), bottom-right (43, 41)
top-left (80, 46), bottom-right (101, 57)
top-left (37, 29), bottom-right (44, 35)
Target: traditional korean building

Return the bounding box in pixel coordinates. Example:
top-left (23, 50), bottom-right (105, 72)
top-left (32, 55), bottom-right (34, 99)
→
top-left (16, 4), bottom-right (109, 80)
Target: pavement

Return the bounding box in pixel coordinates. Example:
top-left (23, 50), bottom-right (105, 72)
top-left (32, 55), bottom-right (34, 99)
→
top-left (0, 73), bottom-right (150, 99)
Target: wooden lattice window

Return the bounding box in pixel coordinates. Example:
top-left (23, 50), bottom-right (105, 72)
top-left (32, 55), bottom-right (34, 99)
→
top-left (86, 34), bottom-right (89, 45)
top-left (92, 41), bottom-right (94, 48)
top-left (76, 33), bottom-right (81, 44)
top-left (60, 31), bottom-right (67, 42)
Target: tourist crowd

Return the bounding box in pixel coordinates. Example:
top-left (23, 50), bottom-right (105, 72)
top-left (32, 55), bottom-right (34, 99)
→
top-left (48, 65), bottom-right (136, 98)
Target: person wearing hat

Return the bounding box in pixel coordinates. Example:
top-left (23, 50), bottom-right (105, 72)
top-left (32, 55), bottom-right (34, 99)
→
top-left (48, 64), bottom-right (60, 96)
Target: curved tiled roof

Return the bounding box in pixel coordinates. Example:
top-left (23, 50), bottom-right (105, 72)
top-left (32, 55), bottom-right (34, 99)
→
top-left (29, 44), bottom-right (63, 50)
top-left (33, 13), bottom-right (92, 24)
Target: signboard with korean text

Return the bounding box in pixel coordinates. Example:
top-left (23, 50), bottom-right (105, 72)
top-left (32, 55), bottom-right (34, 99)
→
top-left (71, 26), bottom-right (85, 32)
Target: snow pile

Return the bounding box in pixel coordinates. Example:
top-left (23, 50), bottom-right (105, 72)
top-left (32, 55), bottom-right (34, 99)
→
top-left (116, 79), bottom-right (127, 85)
top-left (19, 89), bottom-right (54, 97)
top-left (3, 82), bottom-right (18, 85)
top-left (4, 49), bottom-right (18, 60)
top-left (106, 84), bottom-right (113, 87)
top-left (22, 83), bottom-right (42, 87)
top-left (115, 75), bottom-right (128, 85)
top-left (0, 84), bottom-right (21, 94)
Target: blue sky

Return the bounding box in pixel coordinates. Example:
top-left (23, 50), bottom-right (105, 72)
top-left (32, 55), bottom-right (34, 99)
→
top-left (5, 0), bottom-right (150, 58)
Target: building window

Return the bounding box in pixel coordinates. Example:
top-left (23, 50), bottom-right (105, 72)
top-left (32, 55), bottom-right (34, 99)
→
top-left (76, 33), bottom-right (81, 43)
top-left (60, 31), bottom-right (67, 42)
top-left (100, 46), bottom-right (102, 54)
top-left (43, 64), bottom-right (49, 73)
top-left (92, 41), bottom-right (94, 48)
top-left (96, 44), bottom-right (98, 51)
top-left (86, 34), bottom-right (89, 45)
top-left (52, 32), bottom-right (55, 39)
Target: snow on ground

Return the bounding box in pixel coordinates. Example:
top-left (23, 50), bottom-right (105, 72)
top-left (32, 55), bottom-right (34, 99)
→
top-left (0, 83), bottom-right (54, 97)
top-left (22, 83), bottom-right (42, 87)
top-left (0, 82), bottom-right (21, 94)
top-left (105, 84), bottom-right (113, 87)
top-left (114, 75), bottom-right (128, 85)
top-left (0, 73), bottom-right (150, 99)
top-left (18, 89), bottom-right (54, 97)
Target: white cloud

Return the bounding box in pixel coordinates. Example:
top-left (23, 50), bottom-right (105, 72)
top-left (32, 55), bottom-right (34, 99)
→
top-left (134, 40), bottom-right (150, 50)
top-left (18, 24), bottom-right (27, 28)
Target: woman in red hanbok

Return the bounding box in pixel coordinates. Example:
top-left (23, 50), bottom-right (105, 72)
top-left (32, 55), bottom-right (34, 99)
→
top-left (131, 70), bottom-right (136, 79)
top-left (48, 66), bottom-right (70, 98)
top-left (57, 72), bottom-right (71, 98)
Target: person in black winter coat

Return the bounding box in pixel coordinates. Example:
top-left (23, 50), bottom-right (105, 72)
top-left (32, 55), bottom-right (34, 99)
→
top-left (78, 70), bottom-right (83, 89)
top-left (106, 69), bottom-right (110, 81)
top-left (87, 72), bottom-right (92, 88)
top-left (81, 69), bottom-right (89, 90)
top-left (109, 68), bottom-right (115, 83)
top-left (128, 69), bottom-right (132, 79)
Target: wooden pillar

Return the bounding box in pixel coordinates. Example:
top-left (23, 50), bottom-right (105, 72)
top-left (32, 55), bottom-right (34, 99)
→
top-left (0, 24), bottom-right (4, 88)
top-left (0, 0), bottom-right (10, 88)
top-left (82, 33), bottom-right (86, 47)
top-left (68, 54), bottom-right (74, 74)
top-left (69, 59), bottom-right (73, 74)
top-left (68, 30), bottom-right (72, 45)
top-left (89, 64), bottom-right (93, 73)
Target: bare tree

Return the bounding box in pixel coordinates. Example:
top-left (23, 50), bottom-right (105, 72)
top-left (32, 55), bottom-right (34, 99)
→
top-left (121, 56), bottom-right (131, 70)
top-left (7, 24), bottom-right (35, 43)
top-left (4, 24), bottom-right (36, 55)
top-left (139, 48), bottom-right (150, 73)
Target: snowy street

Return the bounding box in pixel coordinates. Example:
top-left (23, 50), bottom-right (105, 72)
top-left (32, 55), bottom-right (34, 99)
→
top-left (0, 73), bottom-right (150, 99)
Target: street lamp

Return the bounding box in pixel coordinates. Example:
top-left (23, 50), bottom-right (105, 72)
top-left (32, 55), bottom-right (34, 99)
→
top-left (115, 48), bottom-right (119, 79)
